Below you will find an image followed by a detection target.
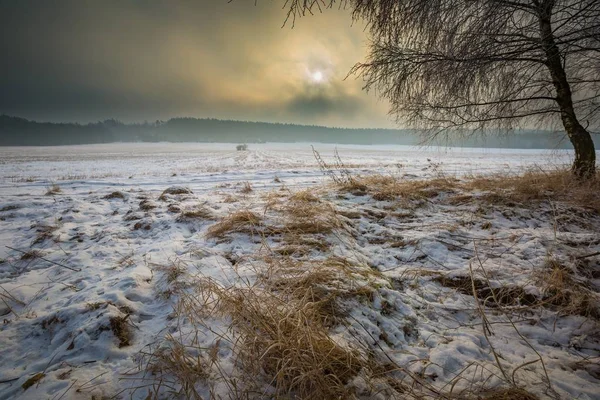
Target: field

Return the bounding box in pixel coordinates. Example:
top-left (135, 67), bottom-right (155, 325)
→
top-left (0, 143), bottom-right (599, 400)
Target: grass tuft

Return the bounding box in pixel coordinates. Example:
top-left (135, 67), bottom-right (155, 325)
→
top-left (139, 199), bottom-right (157, 211)
top-left (187, 274), bottom-right (366, 397)
top-left (464, 168), bottom-right (600, 211)
top-left (240, 181), bottom-right (253, 194)
top-left (538, 257), bottom-right (599, 318)
top-left (45, 183), bottom-right (61, 196)
top-left (109, 315), bottom-right (132, 347)
top-left (159, 186), bottom-right (193, 201)
top-left (176, 206), bottom-right (214, 222)
top-left (206, 210), bottom-right (262, 238)
top-left (103, 191), bottom-right (126, 200)
top-left (20, 249), bottom-right (44, 260)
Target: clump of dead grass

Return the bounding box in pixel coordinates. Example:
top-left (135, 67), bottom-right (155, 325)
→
top-left (239, 181), bottom-right (253, 194)
top-left (22, 373), bottom-right (45, 390)
top-left (141, 253), bottom-right (390, 399)
top-left (289, 189), bottom-right (320, 203)
top-left (167, 204), bottom-right (181, 213)
top-left (436, 275), bottom-right (538, 308)
top-left (464, 168), bottom-right (600, 211)
top-left (86, 302), bottom-right (106, 311)
top-left (32, 224), bottom-right (59, 245)
top-left (45, 183), bottom-right (61, 196)
top-left (538, 257), bottom-right (599, 318)
top-left (116, 252), bottom-right (135, 268)
top-left (20, 249), bottom-right (44, 260)
top-left (159, 186), bottom-right (193, 201)
top-left (176, 206), bottom-right (214, 222)
top-left (342, 174), bottom-right (457, 202)
top-left (139, 199), bottom-right (157, 211)
top-left (222, 194), bottom-right (238, 203)
top-left (142, 337), bottom-right (210, 397)
top-left (206, 210), bottom-right (262, 238)
top-left (155, 260), bottom-right (186, 284)
top-left (110, 315), bottom-right (132, 347)
top-left (272, 192), bottom-right (342, 236)
top-left (103, 191), bottom-right (126, 200)
top-left (180, 271), bottom-right (367, 397)
top-left (337, 167), bottom-right (600, 212)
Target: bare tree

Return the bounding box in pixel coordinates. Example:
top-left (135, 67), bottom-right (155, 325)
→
top-left (283, 0), bottom-right (599, 179)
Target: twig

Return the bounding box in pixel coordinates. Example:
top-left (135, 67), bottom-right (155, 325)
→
top-left (1, 297), bottom-right (19, 319)
top-left (576, 251), bottom-right (600, 260)
top-left (468, 261), bottom-right (510, 382)
top-left (0, 285), bottom-right (25, 305)
top-left (6, 246), bottom-right (81, 272)
top-left (0, 376), bottom-right (20, 384)
top-left (53, 379), bottom-right (77, 400)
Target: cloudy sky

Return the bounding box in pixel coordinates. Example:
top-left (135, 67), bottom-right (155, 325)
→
top-left (0, 0), bottom-right (394, 128)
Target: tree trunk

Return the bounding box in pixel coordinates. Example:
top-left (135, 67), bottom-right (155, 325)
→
top-left (538, 1), bottom-right (596, 179)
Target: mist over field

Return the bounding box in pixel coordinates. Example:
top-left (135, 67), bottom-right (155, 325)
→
top-left (3, 115), bottom-right (597, 149)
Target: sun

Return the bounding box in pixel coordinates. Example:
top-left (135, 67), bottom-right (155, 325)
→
top-left (311, 70), bottom-right (324, 83)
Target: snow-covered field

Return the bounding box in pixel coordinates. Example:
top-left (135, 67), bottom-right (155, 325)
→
top-left (0, 143), bottom-right (598, 400)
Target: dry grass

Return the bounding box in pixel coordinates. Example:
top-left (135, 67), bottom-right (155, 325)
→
top-left (464, 168), bottom-right (600, 211)
top-left (206, 210), bottom-right (262, 238)
top-left (167, 204), bottom-right (181, 213)
top-left (139, 199), bottom-right (157, 211)
top-left (22, 373), bottom-right (45, 390)
top-left (278, 234), bottom-right (331, 254)
top-left (171, 259), bottom-right (370, 398)
top-left (176, 206), bottom-right (214, 222)
top-left (437, 275), bottom-right (538, 307)
top-left (86, 302), bottom-right (105, 311)
top-left (143, 337), bottom-right (210, 398)
top-left (159, 186), bottom-right (193, 201)
top-left (338, 209), bottom-right (362, 219)
top-left (342, 174), bottom-right (457, 201)
top-left (109, 315), bottom-right (132, 347)
top-left (289, 189), bottom-right (320, 203)
top-left (116, 252), bottom-right (135, 268)
top-left (222, 194), bottom-right (238, 203)
top-left (538, 257), bottom-right (599, 318)
top-left (239, 181), bottom-right (253, 194)
top-left (138, 249), bottom-right (400, 399)
top-left (103, 191), bottom-right (126, 200)
top-left (32, 224), bottom-right (59, 245)
top-left (20, 249), bottom-right (44, 260)
top-left (271, 192), bottom-right (342, 236)
top-left (45, 183), bottom-right (61, 196)
top-left (339, 168), bottom-right (600, 212)
top-left (154, 260), bottom-right (186, 284)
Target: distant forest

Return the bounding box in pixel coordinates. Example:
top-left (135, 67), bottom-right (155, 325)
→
top-left (1, 115), bottom-right (597, 149)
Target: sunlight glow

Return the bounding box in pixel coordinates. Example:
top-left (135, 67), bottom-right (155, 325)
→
top-left (312, 70), bottom-right (324, 83)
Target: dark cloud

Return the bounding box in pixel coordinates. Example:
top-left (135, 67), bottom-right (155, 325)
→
top-left (0, 0), bottom-right (393, 127)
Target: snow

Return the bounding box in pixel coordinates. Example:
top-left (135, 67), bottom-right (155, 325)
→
top-left (0, 143), bottom-right (598, 399)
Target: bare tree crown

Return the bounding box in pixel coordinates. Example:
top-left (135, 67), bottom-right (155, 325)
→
top-left (282, 0), bottom-right (599, 177)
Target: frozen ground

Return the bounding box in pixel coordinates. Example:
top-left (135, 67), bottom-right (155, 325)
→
top-left (0, 143), bottom-right (598, 399)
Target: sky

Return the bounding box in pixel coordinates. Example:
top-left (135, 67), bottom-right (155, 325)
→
top-left (0, 0), bottom-right (395, 128)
